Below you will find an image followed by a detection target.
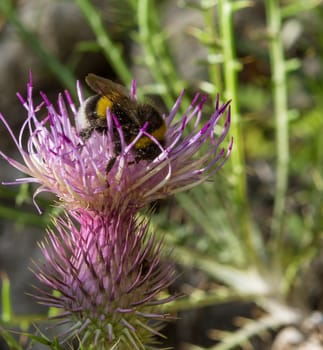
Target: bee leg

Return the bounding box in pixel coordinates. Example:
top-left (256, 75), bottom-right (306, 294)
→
top-left (106, 157), bottom-right (117, 173)
top-left (79, 127), bottom-right (94, 140)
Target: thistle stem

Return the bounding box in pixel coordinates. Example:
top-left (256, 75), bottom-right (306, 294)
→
top-left (265, 0), bottom-right (289, 263)
top-left (137, 0), bottom-right (191, 110)
top-left (204, 8), bottom-right (223, 94)
top-left (75, 0), bottom-right (133, 85)
top-left (217, 0), bottom-right (255, 264)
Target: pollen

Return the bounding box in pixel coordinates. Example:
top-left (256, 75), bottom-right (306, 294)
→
top-left (134, 123), bottom-right (166, 149)
top-left (96, 96), bottom-right (113, 118)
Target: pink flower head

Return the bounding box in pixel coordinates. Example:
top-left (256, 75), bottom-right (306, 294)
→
top-left (34, 209), bottom-right (174, 348)
top-left (0, 72), bottom-right (232, 211)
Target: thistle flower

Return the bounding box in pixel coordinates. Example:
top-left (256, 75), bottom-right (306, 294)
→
top-left (0, 73), bottom-right (232, 211)
top-left (35, 209), bottom-right (174, 349)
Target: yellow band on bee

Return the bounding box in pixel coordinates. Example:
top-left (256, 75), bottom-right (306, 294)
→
top-left (96, 96), bottom-right (113, 118)
top-left (135, 123), bottom-right (166, 148)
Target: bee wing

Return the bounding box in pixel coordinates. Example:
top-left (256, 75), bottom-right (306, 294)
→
top-left (86, 73), bottom-right (141, 125)
top-left (85, 74), bottom-right (129, 101)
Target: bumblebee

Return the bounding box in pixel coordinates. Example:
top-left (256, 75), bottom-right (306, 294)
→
top-left (77, 74), bottom-right (166, 163)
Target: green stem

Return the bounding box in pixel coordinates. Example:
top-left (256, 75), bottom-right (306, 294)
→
top-left (204, 7), bottom-right (223, 94)
top-left (265, 0), bottom-right (289, 260)
top-left (163, 287), bottom-right (258, 312)
top-left (137, 0), bottom-right (180, 108)
top-left (137, 0), bottom-right (175, 108)
top-left (75, 0), bottom-right (132, 85)
top-left (217, 0), bottom-right (255, 263)
top-left (192, 303), bottom-right (300, 350)
top-left (166, 243), bottom-right (270, 296)
top-left (0, 205), bottom-right (50, 227)
top-left (137, 0), bottom-right (191, 111)
top-left (1, 273), bottom-right (11, 323)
